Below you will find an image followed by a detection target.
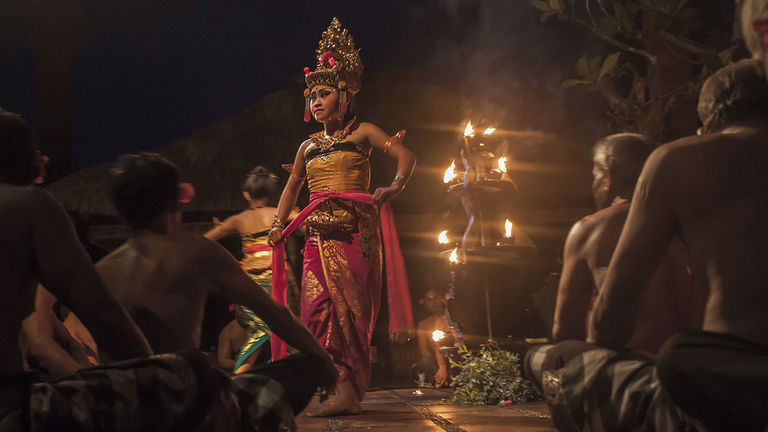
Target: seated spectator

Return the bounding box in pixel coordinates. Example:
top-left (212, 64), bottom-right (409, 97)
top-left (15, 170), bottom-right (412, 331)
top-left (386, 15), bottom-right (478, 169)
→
top-left (525, 53), bottom-right (768, 431)
top-left (552, 133), bottom-right (694, 354)
top-left (217, 305), bottom-right (249, 372)
top-left (96, 152), bottom-right (337, 419)
top-left (0, 108), bottom-right (182, 429)
top-left (697, 58), bottom-right (768, 135)
top-left (413, 289), bottom-right (454, 387)
top-left (19, 286), bottom-right (99, 379)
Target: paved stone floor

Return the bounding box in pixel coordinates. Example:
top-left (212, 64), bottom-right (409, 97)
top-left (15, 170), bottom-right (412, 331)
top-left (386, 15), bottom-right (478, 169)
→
top-left (295, 388), bottom-right (556, 431)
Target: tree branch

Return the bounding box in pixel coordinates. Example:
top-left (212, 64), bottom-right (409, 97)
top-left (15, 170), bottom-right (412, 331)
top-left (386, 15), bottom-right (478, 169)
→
top-left (658, 31), bottom-right (719, 59)
top-left (568, 16), bottom-right (658, 64)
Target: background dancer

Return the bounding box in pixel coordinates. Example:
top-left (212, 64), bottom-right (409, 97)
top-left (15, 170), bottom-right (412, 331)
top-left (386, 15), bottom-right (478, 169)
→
top-left (205, 166), bottom-right (301, 373)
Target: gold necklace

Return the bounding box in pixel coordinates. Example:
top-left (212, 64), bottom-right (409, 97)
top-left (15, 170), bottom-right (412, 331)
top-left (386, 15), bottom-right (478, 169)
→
top-left (310, 117), bottom-right (357, 151)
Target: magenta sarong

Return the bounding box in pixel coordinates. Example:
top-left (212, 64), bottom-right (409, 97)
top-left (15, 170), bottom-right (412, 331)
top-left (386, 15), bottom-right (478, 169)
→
top-left (270, 191), bottom-right (412, 397)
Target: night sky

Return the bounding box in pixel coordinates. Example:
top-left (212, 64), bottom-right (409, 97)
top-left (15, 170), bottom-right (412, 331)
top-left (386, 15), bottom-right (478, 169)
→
top-left (0, 0), bottom-right (601, 171)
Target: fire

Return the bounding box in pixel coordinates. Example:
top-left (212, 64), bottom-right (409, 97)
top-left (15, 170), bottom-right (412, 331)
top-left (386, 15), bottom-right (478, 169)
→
top-left (504, 219), bottom-right (513, 238)
top-left (432, 329), bottom-right (446, 342)
top-left (449, 247), bottom-right (459, 264)
top-left (463, 121), bottom-right (475, 137)
top-left (443, 160), bottom-right (457, 183)
top-left (497, 156), bottom-right (508, 173)
top-left (483, 127), bottom-right (496, 135)
top-left (438, 230), bottom-right (449, 244)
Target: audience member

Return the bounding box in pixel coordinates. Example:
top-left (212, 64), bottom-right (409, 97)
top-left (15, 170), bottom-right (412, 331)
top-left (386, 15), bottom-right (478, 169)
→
top-left (413, 289), bottom-right (453, 387)
top-left (698, 58), bottom-right (768, 135)
top-left (96, 152), bottom-right (337, 418)
top-left (217, 306), bottom-right (249, 372)
top-left (19, 286), bottom-right (99, 379)
top-left (552, 133), bottom-right (694, 354)
top-left (525, 56), bottom-right (768, 431)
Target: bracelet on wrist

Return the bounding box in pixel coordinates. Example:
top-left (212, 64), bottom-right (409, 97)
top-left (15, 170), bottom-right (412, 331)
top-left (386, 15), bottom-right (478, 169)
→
top-left (392, 174), bottom-right (407, 190)
top-left (272, 215), bottom-right (283, 228)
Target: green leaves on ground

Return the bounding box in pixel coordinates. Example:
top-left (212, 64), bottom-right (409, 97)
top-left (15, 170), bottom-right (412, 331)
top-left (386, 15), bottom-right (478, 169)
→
top-left (449, 343), bottom-right (540, 406)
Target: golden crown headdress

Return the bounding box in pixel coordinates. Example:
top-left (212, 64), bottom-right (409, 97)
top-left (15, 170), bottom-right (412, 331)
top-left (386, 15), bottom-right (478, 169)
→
top-left (302, 17), bottom-right (363, 122)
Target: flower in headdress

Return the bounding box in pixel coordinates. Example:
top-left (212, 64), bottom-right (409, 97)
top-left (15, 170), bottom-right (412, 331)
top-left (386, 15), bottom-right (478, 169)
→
top-left (320, 51), bottom-right (337, 68)
top-left (177, 182), bottom-right (195, 204)
top-left (754, 18), bottom-right (768, 43)
top-left (303, 67), bottom-right (313, 76)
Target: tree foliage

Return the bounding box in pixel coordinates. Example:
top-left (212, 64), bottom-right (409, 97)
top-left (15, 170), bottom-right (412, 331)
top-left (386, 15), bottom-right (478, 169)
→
top-left (530, 0), bottom-right (742, 139)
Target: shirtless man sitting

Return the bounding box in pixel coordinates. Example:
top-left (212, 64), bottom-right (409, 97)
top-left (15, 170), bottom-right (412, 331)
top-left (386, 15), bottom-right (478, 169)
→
top-left (552, 133), bottom-right (694, 354)
top-left (0, 108), bottom-right (159, 428)
top-left (96, 152), bottom-right (337, 417)
top-left (525, 32), bottom-right (768, 431)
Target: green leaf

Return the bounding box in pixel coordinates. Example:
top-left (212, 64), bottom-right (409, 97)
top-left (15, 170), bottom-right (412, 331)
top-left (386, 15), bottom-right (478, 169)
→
top-left (548, 0), bottom-right (563, 12)
top-left (531, 0), bottom-right (552, 12)
top-left (598, 52), bottom-right (621, 82)
top-left (589, 56), bottom-right (602, 80)
top-left (539, 11), bottom-right (557, 22)
top-left (575, 55), bottom-right (589, 78)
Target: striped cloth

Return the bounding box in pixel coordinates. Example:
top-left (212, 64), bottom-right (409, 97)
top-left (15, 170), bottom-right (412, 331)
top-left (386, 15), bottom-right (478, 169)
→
top-left (2, 350), bottom-right (294, 431)
top-left (540, 347), bottom-right (707, 432)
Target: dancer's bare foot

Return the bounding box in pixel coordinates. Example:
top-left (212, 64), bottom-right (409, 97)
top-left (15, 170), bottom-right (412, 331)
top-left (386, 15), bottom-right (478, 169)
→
top-left (306, 380), bottom-right (361, 417)
top-left (305, 397), bottom-right (362, 417)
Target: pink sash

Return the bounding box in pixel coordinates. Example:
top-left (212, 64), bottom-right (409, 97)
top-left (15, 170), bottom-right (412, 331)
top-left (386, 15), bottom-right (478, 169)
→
top-left (270, 190), bottom-right (413, 360)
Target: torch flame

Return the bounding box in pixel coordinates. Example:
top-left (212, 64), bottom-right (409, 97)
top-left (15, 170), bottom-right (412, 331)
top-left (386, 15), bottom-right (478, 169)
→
top-left (504, 219), bottom-right (513, 238)
top-left (498, 156), bottom-right (508, 173)
top-left (438, 230), bottom-right (449, 244)
top-left (483, 127), bottom-right (496, 135)
top-left (464, 121), bottom-right (475, 137)
top-left (443, 160), bottom-right (457, 183)
top-left (449, 247), bottom-right (459, 264)
top-left (432, 329), bottom-right (446, 342)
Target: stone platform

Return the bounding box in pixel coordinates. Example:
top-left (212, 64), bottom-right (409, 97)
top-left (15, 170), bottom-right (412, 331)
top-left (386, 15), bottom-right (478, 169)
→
top-left (295, 388), bottom-right (555, 431)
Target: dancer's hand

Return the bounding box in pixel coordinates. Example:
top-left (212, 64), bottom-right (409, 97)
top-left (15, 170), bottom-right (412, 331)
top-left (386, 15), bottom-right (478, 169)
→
top-left (372, 185), bottom-right (401, 204)
top-left (267, 227), bottom-right (283, 246)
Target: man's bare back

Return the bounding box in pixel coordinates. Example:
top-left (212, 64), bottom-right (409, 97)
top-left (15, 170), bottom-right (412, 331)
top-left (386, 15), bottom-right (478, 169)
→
top-left (97, 232), bottom-right (212, 353)
top-left (591, 120), bottom-right (768, 347)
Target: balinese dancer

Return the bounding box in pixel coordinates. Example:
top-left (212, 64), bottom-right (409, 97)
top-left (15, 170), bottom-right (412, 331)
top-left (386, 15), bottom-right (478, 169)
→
top-left (205, 166), bottom-right (300, 373)
top-left (267, 18), bottom-right (416, 416)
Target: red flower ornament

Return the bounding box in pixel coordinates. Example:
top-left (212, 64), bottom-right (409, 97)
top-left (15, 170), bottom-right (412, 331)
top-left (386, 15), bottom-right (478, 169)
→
top-left (177, 182), bottom-right (195, 204)
top-left (320, 51), bottom-right (337, 68)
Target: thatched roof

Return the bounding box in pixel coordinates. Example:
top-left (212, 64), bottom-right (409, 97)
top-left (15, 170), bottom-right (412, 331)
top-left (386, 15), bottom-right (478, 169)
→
top-left (48, 75), bottom-right (470, 216)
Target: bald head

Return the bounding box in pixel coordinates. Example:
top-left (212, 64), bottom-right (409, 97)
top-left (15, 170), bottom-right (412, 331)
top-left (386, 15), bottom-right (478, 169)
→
top-left (592, 133), bottom-right (657, 204)
top-left (742, 0), bottom-right (768, 76)
top-left (698, 59), bottom-right (768, 134)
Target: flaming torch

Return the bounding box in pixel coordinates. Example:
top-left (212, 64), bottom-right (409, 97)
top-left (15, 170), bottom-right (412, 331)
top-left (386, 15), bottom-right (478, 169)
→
top-left (497, 156), bottom-right (508, 173)
top-left (504, 219), bottom-right (514, 238)
top-left (438, 230), bottom-right (449, 244)
top-left (464, 121), bottom-right (475, 137)
top-left (443, 160), bottom-right (457, 183)
top-left (448, 247), bottom-right (459, 264)
top-left (432, 329), bottom-right (446, 342)
top-left (483, 127), bottom-right (496, 135)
